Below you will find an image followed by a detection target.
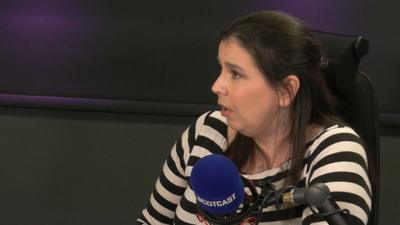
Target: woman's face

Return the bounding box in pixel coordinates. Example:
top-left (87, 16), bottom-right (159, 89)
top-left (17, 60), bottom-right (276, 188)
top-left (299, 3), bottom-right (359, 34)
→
top-left (212, 38), bottom-right (282, 138)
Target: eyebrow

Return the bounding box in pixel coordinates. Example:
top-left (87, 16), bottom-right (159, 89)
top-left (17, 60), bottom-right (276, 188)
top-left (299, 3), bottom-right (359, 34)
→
top-left (226, 62), bottom-right (245, 73)
top-left (217, 58), bottom-right (245, 73)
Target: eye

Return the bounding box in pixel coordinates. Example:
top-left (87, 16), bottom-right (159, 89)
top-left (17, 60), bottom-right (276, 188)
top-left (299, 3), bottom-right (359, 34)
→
top-left (231, 70), bottom-right (242, 80)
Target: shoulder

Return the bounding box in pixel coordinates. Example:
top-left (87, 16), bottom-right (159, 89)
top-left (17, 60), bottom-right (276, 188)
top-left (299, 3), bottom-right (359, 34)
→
top-left (192, 110), bottom-right (228, 138)
top-left (184, 111), bottom-right (228, 172)
top-left (186, 110), bottom-right (228, 154)
top-left (307, 125), bottom-right (363, 152)
top-left (305, 125), bottom-right (367, 170)
top-left (202, 110), bottom-right (227, 126)
top-left (302, 125), bottom-right (372, 225)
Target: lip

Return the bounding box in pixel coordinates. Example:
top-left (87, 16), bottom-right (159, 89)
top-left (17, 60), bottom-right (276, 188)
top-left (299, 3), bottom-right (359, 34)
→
top-left (218, 102), bottom-right (232, 117)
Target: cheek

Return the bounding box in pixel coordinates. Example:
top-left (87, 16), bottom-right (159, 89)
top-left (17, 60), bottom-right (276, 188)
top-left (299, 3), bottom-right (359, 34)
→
top-left (243, 89), bottom-right (279, 117)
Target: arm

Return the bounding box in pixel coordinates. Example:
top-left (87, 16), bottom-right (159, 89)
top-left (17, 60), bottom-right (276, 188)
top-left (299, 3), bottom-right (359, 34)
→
top-left (137, 113), bottom-right (208, 225)
top-left (302, 126), bottom-right (372, 225)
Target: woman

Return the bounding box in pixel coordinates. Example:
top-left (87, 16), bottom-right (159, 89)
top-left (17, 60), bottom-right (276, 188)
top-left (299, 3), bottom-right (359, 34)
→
top-left (138, 11), bottom-right (371, 225)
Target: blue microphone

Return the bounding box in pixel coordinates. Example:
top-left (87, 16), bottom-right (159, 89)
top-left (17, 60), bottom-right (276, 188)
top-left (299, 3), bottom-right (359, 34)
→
top-left (190, 154), bottom-right (245, 215)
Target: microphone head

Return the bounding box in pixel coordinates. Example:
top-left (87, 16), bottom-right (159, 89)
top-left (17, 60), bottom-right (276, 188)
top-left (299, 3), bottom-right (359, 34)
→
top-left (190, 154), bottom-right (244, 215)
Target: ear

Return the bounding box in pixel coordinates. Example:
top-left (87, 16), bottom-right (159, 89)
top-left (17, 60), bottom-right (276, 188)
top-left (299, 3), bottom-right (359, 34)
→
top-left (277, 75), bottom-right (300, 107)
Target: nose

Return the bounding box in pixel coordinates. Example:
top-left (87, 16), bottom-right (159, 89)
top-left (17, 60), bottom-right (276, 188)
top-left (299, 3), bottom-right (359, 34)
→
top-left (211, 74), bottom-right (227, 96)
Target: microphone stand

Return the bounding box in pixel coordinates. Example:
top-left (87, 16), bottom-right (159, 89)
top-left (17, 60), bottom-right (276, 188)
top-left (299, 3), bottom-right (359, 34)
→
top-left (281, 183), bottom-right (349, 225)
top-left (196, 179), bottom-right (348, 225)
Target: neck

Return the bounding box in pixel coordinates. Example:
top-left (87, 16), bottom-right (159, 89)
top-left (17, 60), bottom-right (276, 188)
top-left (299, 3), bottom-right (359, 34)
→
top-left (250, 109), bottom-right (292, 170)
top-left (255, 138), bottom-right (290, 168)
top-left (252, 123), bottom-right (324, 171)
top-left (254, 115), bottom-right (290, 154)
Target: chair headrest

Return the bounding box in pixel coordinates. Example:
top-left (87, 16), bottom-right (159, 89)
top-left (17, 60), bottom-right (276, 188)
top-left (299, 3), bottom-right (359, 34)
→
top-left (313, 31), bottom-right (369, 96)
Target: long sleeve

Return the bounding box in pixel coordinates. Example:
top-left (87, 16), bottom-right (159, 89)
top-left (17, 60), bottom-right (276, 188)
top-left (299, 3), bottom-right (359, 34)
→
top-left (302, 125), bottom-right (372, 225)
top-left (137, 113), bottom-right (209, 225)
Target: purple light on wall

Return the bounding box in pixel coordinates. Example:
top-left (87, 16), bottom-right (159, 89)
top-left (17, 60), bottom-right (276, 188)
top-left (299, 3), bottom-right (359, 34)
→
top-left (0, 1), bottom-right (102, 97)
top-left (2, 14), bottom-right (80, 48)
top-left (0, 1), bottom-right (99, 61)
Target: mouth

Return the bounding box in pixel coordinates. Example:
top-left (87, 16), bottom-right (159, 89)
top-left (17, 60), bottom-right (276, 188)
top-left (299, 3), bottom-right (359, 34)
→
top-left (218, 103), bottom-right (232, 117)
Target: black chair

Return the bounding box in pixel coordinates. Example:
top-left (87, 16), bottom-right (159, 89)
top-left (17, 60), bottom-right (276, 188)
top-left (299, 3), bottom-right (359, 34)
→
top-left (313, 31), bottom-right (380, 225)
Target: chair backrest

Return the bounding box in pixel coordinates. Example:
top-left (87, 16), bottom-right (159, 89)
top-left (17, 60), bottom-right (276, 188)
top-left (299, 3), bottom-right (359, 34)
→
top-left (313, 31), bottom-right (380, 225)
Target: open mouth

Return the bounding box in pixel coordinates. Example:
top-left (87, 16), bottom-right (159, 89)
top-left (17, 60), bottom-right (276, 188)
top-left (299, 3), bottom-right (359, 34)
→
top-left (219, 104), bottom-right (232, 117)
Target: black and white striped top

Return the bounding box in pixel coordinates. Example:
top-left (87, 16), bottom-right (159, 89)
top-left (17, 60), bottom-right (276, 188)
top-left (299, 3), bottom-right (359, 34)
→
top-left (138, 111), bottom-right (371, 225)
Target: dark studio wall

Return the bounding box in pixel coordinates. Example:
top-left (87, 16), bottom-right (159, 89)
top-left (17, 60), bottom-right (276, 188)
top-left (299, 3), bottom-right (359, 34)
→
top-left (0, 1), bottom-right (399, 225)
top-left (0, 1), bottom-right (399, 117)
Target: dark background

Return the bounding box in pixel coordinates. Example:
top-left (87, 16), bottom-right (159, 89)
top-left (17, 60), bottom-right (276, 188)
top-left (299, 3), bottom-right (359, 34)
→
top-left (0, 1), bottom-right (399, 225)
top-left (0, 1), bottom-right (399, 115)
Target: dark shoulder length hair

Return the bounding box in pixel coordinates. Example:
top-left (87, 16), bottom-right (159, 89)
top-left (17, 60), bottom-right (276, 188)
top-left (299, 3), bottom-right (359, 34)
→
top-left (221, 11), bottom-right (342, 185)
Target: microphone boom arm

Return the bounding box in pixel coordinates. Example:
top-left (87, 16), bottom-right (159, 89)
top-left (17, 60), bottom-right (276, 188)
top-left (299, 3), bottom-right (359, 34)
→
top-left (282, 183), bottom-right (349, 225)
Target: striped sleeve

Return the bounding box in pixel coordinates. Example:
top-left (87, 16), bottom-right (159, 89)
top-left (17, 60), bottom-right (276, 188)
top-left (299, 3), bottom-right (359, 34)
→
top-left (302, 126), bottom-right (372, 225)
top-left (137, 112), bottom-right (209, 225)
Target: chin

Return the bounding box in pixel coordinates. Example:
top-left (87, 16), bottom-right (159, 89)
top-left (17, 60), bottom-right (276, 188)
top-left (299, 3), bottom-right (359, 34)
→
top-left (238, 130), bottom-right (252, 138)
top-left (227, 121), bottom-right (240, 131)
top-left (228, 123), bottom-right (247, 136)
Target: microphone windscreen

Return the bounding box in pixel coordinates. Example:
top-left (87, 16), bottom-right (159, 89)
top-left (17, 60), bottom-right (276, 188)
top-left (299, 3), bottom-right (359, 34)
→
top-left (190, 154), bottom-right (244, 215)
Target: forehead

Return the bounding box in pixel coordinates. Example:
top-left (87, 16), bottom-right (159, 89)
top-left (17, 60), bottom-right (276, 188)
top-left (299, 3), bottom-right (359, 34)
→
top-left (218, 38), bottom-right (262, 72)
top-left (218, 39), bottom-right (253, 61)
top-left (218, 38), bottom-right (245, 51)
